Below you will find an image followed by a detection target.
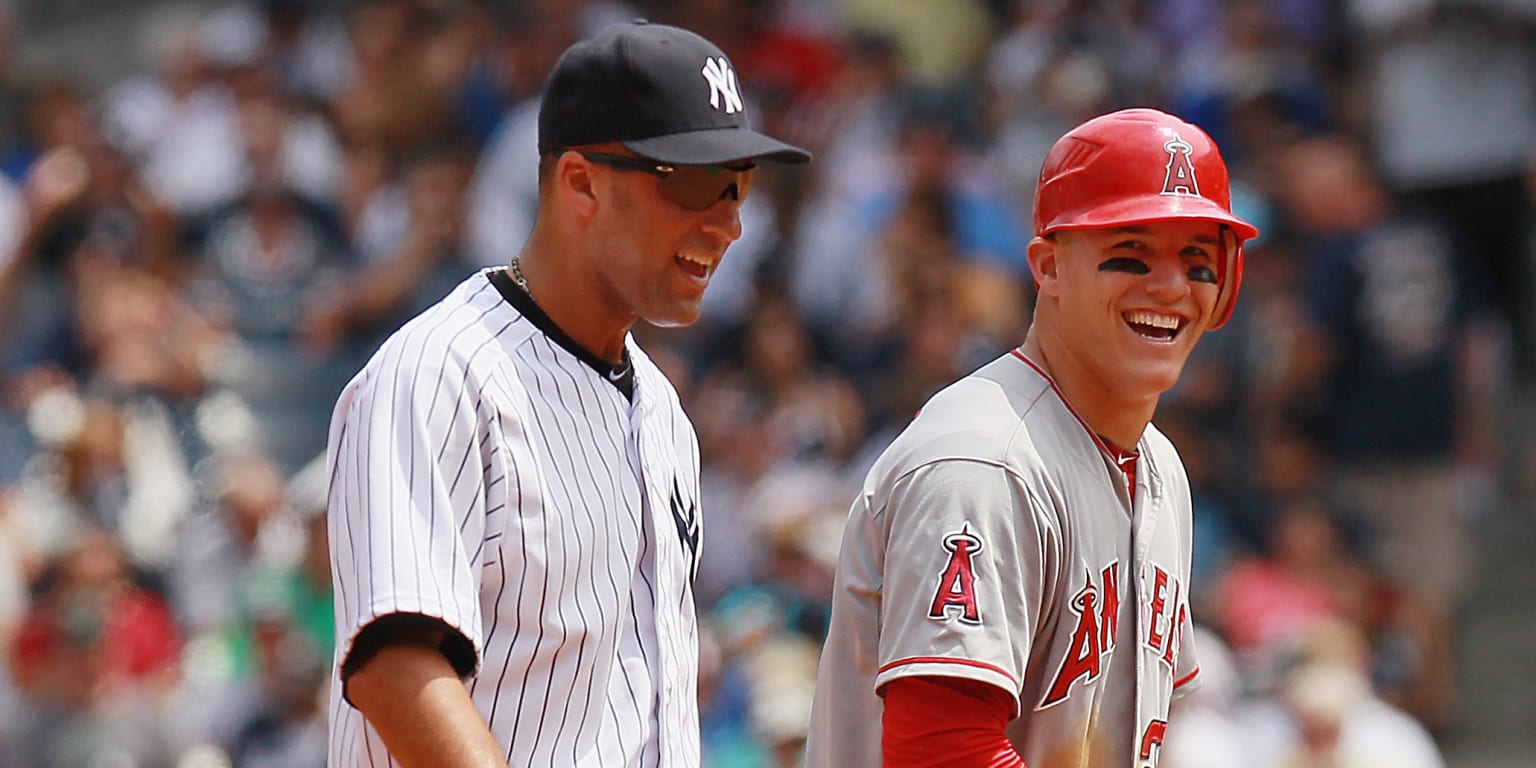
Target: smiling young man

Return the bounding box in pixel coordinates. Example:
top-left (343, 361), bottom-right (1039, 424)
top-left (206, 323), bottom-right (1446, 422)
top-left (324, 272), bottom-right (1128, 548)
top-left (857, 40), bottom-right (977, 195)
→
top-left (324, 22), bottom-right (809, 768)
top-left (805, 108), bottom-right (1257, 768)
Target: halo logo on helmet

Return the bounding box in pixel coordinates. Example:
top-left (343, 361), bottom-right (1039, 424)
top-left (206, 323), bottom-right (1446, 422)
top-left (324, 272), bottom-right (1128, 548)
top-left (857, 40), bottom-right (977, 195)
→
top-left (1161, 137), bottom-right (1199, 196)
top-left (1031, 108), bottom-right (1260, 330)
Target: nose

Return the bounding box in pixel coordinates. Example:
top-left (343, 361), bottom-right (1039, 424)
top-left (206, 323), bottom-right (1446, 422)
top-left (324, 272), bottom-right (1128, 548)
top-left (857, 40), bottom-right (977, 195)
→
top-left (699, 194), bottom-right (743, 243)
top-left (1144, 253), bottom-right (1191, 302)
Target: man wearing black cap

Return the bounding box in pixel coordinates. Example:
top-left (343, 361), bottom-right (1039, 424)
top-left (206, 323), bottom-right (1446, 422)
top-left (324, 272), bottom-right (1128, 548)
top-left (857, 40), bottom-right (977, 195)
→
top-left (324, 21), bottom-right (810, 768)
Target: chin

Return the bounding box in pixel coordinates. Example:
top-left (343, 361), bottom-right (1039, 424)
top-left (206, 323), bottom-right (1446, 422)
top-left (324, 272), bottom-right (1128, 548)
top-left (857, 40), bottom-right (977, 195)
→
top-left (1122, 361), bottom-right (1188, 399)
top-left (646, 305), bottom-right (704, 329)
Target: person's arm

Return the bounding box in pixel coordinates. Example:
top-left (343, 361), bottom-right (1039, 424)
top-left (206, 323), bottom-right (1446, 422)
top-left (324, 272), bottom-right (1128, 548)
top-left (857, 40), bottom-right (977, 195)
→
top-left (0, 148), bottom-right (87, 315)
top-left (326, 317), bottom-right (500, 765)
top-left (332, 220), bottom-right (456, 331)
top-left (344, 618), bottom-right (508, 768)
top-left (873, 459), bottom-right (1051, 767)
top-left (882, 676), bottom-right (1026, 768)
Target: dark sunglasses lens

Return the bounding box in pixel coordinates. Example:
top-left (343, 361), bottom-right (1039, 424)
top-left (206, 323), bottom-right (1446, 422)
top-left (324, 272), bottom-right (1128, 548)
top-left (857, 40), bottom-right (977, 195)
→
top-left (660, 166), bottom-right (752, 211)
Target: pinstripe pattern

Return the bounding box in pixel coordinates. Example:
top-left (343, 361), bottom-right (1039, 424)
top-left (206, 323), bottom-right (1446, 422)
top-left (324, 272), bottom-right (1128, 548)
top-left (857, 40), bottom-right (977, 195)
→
top-left (326, 269), bottom-right (703, 767)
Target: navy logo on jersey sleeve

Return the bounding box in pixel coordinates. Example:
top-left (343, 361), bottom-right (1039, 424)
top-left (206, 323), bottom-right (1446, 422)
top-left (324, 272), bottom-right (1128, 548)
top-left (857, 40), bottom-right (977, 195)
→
top-left (670, 478), bottom-right (701, 581)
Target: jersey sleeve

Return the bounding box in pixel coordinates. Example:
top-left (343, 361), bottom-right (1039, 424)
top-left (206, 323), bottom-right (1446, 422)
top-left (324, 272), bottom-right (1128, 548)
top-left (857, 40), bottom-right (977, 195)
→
top-left (1171, 529), bottom-right (1202, 698)
top-left (1168, 455), bottom-right (1202, 699)
top-left (327, 347), bottom-right (493, 683)
top-left (874, 458), bottom-right (1055, 713)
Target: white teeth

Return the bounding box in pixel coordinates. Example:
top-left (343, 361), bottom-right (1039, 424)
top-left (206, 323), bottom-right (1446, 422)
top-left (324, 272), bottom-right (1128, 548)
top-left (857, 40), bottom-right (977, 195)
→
top-left (1125, 311), bottom-right (1180, 330)
top-left (678, 254), bottom-right (713, 268)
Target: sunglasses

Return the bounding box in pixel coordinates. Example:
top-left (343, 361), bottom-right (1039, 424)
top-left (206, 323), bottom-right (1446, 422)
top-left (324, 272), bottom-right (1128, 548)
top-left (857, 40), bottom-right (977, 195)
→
top-left (575, 151), bottom-right (754, 211)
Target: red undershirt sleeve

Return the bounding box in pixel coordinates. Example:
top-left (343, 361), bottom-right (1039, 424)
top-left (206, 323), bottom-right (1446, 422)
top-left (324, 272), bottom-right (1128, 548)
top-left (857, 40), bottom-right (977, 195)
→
top-left (881, 676), bottom-right (1028, 768)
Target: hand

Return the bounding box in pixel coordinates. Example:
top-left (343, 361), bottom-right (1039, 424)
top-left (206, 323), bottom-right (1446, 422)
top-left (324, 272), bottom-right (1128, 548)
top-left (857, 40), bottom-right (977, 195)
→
top-left (24, 148), bottom-right (91, 217)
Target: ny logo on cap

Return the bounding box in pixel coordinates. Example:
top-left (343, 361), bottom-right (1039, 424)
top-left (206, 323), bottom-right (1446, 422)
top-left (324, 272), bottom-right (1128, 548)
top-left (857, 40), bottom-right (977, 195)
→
top-left (701, 57), bottom-right (743, 115)
top-left (1160, 136), bottom-right (1200, 196)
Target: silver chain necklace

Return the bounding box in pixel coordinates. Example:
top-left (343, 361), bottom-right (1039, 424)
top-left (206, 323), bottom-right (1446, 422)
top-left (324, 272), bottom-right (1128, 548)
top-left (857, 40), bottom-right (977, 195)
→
top-left (510, 259), bottom-right (534, 302)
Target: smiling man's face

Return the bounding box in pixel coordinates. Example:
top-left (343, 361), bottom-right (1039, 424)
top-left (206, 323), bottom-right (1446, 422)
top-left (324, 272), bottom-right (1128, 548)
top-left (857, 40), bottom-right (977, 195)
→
top-left (580, 148), bottom-right (748, 330)
top-left (1036, 220), bottom-right (1223, 401)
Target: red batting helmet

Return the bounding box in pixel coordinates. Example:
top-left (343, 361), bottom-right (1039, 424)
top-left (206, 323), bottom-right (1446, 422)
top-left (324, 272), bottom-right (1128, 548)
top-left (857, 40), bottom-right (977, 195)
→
top-left (1033, 108), bottom-right (1259, 329)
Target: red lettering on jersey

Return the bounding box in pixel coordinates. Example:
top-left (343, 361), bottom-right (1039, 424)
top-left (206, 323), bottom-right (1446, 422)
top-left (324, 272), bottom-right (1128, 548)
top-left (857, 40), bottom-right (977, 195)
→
top-left (1041, 574), bottom-right (1102, 708)
top-left (1099, 562), bottom-right (1120, 650)
top-left (928, 526), bottom-right (984, 625)
top-left (1139, 719), bottom-right (1168, 760)
top-left (1140, 565), bottom-right (1188, 670)
top-left (1163, 598), bottom-right (1187, 669)
top-left (1161, 137), bottom-right (1199, 196)
top-left (1145, 566), bottom-right (1170, 650)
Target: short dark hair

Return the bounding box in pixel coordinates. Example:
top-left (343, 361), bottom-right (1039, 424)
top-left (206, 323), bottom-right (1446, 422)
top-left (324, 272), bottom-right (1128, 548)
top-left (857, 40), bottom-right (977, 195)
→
top-left (537, 151), bottom-right (560, 193)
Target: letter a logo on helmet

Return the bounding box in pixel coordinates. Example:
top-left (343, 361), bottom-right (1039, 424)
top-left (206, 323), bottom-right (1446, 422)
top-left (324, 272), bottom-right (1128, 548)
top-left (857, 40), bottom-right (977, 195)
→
top-left (1161, 137), bottom-right (1199, 196)
top-left (1032, 108), bottom-right (1260, 329)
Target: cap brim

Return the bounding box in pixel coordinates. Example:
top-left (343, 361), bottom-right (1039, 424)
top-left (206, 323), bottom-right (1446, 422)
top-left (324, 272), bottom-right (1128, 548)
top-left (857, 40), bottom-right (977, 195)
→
top-left (624, 128), bottom-right (811, 166)
top-left (1045, 194), bottom-right (1260, 242)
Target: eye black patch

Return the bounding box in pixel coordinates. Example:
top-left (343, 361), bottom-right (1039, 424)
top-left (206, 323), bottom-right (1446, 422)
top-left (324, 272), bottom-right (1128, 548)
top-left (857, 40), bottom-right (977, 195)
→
top-left (1188, 266), bottom-right (1218, 284)
top-left (1099, 257), bottom-right (1150, 274)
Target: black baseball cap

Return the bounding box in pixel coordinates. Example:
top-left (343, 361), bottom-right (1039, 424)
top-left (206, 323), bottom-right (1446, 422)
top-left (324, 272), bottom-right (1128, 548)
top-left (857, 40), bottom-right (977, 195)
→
top-left (538, 21), bottom-right (811, 166)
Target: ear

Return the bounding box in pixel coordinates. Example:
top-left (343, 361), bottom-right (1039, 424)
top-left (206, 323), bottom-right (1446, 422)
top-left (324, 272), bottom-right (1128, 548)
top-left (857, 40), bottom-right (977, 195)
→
top-left (555, 152), bottom-right (600, 218)
top-left (1026, 235), bottom-right (1061, 298)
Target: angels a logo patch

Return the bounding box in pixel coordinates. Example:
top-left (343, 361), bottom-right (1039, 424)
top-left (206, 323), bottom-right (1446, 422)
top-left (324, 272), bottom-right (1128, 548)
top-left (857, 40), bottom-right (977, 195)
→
top-left (928, 524), bottom-right (984, 625)
top-left (1160, 135), bottom-right (1200, 196)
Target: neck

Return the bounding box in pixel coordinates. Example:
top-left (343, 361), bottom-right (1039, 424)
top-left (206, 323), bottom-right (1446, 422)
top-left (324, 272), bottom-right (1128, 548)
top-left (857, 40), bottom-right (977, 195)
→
top-left (1021, 331), bottom-right (1156, 449)
top-left (514, 236), bottom-right (633, 364)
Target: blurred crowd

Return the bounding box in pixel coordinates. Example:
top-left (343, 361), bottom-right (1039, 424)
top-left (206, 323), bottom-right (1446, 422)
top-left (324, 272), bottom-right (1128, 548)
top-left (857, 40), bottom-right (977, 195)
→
top-left (0, 0), bottom-right (1531, 766)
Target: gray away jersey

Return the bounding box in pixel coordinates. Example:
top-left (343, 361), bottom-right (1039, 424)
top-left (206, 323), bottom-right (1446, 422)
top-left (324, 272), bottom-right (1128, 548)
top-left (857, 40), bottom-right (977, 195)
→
top-left (326, 270), bottom-right (703, 767)
top-left (805, 349), bottom-right (1200, 768)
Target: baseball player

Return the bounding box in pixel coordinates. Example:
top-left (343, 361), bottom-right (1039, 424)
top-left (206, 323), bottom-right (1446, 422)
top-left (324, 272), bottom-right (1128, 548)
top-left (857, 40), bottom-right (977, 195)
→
top-left (804, 108), bottom-right (1257, 768)
top-left (324, 22), bottom-right (809, 768)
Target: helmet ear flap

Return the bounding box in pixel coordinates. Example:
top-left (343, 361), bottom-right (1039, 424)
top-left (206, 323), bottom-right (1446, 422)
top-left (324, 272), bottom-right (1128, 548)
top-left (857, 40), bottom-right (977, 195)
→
top-left (1209, 226), bottom-right (1244, 330)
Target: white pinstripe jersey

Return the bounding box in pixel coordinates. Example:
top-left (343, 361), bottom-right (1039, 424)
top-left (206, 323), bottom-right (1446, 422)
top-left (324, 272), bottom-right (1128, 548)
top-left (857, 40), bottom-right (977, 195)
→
top-left (325, 269), bottom-right (703, 767)
top-left (805, 349), bottom-right (1200, 768)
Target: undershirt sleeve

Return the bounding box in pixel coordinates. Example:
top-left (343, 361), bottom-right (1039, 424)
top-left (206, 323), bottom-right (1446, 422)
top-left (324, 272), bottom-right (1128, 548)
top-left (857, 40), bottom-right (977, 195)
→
top-left (882, 676), bottom-right (1028, 768)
